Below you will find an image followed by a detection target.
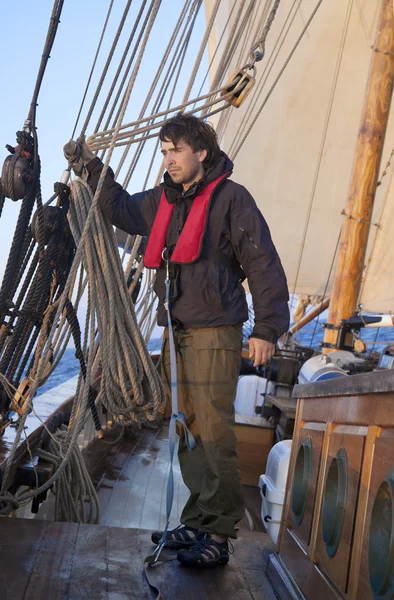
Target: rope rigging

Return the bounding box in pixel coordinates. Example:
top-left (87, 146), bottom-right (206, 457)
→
top-left (0, 0), bottom-right (286, 522)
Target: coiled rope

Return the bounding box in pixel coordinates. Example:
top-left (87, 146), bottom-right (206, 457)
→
top-left (36, 425), bottom-right (100, 523)
top-left (68, 177), bottom-right (164, 426)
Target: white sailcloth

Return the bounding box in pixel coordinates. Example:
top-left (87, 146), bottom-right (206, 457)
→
top-left (206, 0), bottom-right (394, 313)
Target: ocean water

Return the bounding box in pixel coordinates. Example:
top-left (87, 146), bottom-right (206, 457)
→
top-left (36, 323), bottom-right (394, 398)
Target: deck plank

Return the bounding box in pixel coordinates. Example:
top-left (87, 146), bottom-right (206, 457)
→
top-left (94, 423), bottom-right (266, 535)
top-left (231, 531), bottom-right (277, 600)
top-left (0, 518), bottom-right (276, 600)
top-left (107, 525), bottom-right (149, 599)
top-left (97, 428), bottom-right (160, 526)
top-left (23, 520), bottom-right (79, 600)
top-left (0, 517), bottom-right (49, 599)
top-left (67, 524), bottom-right (108, 600)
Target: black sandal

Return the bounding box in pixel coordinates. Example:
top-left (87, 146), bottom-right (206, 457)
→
top-left (151, 524), bottom-right (199, 549)
top-left (177, 533), bottom-right (233, 567)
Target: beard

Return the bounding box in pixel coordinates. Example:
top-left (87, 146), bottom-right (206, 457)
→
top-left (168, 161), bottom-right (203, 187)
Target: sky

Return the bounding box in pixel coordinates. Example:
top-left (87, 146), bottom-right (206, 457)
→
top-left (0, 0), bottom-right (210, 341)
top-left (0, 0), bottom-right (208, 277)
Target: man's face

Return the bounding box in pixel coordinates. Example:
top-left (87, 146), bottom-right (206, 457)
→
top-left (161, 139), bottom-right (207, 190)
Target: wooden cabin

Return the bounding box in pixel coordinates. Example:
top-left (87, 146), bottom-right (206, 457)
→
top-left (269, 369), bottom-right (394, 600)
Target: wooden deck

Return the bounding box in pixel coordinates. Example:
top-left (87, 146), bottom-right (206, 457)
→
top-left (1, 422), bottom-right (277, 598)
top-left (84, 423), bottom-right (268, 534)
top-left (0, 518), bottom-right (276, 599)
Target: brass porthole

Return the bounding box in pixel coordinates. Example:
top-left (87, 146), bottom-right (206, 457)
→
top-left (368, 468), bottom-right (394, 600)
top-left (291, 436), bottom-right (312, 526)
top-left (322, 447), bottom-right (348, 558)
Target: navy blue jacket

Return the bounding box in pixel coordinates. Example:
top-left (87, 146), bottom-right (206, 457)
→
top-left (86, 153), bottom-right (289, 343)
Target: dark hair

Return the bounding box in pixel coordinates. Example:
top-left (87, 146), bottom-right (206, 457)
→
top-left (159, 113), bottom-right (221, 169)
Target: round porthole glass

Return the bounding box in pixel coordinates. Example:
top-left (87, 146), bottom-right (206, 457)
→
top-left (291, 436), bottom-right (312, 526)
top-left (368, 468), bottom-right (394, 600)
top-left (322, 447), bottom-right (347, 558)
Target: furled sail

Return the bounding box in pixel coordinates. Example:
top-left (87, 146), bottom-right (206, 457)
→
top-left (206, 0), bottom-right (394, 312)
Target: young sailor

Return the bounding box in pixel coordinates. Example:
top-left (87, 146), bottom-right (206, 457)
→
top-left (74, 114), bottom-right (289, 567)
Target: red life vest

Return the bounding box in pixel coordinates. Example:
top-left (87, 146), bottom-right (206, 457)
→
top-left (144, 173), bottom-right (228, 268)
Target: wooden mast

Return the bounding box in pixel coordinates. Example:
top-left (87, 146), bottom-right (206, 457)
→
top-left (323, 0), bottom-right (394, 351)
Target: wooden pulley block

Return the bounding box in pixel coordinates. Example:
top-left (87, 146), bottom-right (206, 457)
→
top-left (354, 338), bottom-right (367, 353)
top-left (11, 377), bottom-right (33, 417)
top-left (222, 68), bottom-right (256, 108)
top-left (1, 152), bottom-right (33, 201)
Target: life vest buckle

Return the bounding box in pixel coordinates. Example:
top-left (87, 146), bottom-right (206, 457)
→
top-left (222, 68), bottom-right (256, 108)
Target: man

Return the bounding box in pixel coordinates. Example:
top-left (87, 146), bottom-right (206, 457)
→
top-left (75, 114), bottom-right (289, 567)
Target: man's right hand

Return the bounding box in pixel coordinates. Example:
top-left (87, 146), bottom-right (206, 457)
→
top-left (64, 137), bottom-right (95, 176)
top-left (76, 136), bottom-right (95, 164)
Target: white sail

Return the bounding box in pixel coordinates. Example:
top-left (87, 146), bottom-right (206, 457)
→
top-left (359, 164), bottom-right (394, 313)
top-left (206, 0), bottom-right (394, 312)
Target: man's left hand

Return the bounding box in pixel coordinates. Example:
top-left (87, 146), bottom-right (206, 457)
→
top-left (249, 338), bottom-right (275, 367)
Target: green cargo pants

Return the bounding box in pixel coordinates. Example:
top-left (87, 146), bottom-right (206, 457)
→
top-left (161, 324), bottom-right (245, 539)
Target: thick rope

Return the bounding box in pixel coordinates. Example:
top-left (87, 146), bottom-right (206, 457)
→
top-left (68, 178), bottom-right (164, 425)
top-left (36, 425), bottom-right (100, 523)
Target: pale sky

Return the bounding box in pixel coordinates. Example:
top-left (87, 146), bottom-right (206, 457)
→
top-left (0, 0), bottom-right (207, 277)
top-left (0, 1), bottom-right (209, 342)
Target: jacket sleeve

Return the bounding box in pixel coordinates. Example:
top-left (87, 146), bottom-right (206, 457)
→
top-left (229, 184), bottom-right (290, 344)
top-left (85, 157), bottom-right (149, 236)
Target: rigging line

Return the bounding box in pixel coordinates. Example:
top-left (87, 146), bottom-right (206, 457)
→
top-left (250, 0), bottom-right (281, 63)
top-left (97, 0), bottom-right (159, 166)
top-left (201, 0), bottom-right (255, 119)
top-left (193, 0), bottom-right (240, 108)
top-left (237, 0), bottom-right (270, 64)
top-left (28, 0), bottom-right (65, 125)
top-left (95, 0), bottom-right (153, 137)
top-left (220, 0), bottom-right (300, 146)
top-left (0, 0), bottom-right (65, 327)
top-left (226, 0), bottom-right (301, 156)
top-left (217, 0), bottom-right (273, 140)
top-left (216, 0), bottom-right (263, 139)
top-left (122, 2), bottom-right (201, 268)
top-left (89, 93), bottom-right (238, 151)
top-left (215, 0), bottom-right (258, 89)
top-left (90, 82), bottom-right (227, 141)
top-left (122, 7), bottom-right (210, 204)
top-left (231, 0), bottom-right (325, 160)
top-left (289, 0), bottom-right (353, 299)
top-left (90, 83), bottom-right (236, 148)
top-left (121, 0), bottom-right (203, 188)
top-left (105, 0), bottom-right (159, 137)
top-left (309, 226), bottom-right (342, 347)
top-left (182, 0), bottom-right (223, 103)
top-left (114, 0), bottom-right (200, 180)
top-left (79, 0), bottom-right (135, 136)
top-left (71, 0), bottom-right (116, 139)
top-left (3, 0), bottom-right (166, 485)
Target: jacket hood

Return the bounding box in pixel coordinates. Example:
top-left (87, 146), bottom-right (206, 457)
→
top-left (161, 151), bottom-right (233, 203)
